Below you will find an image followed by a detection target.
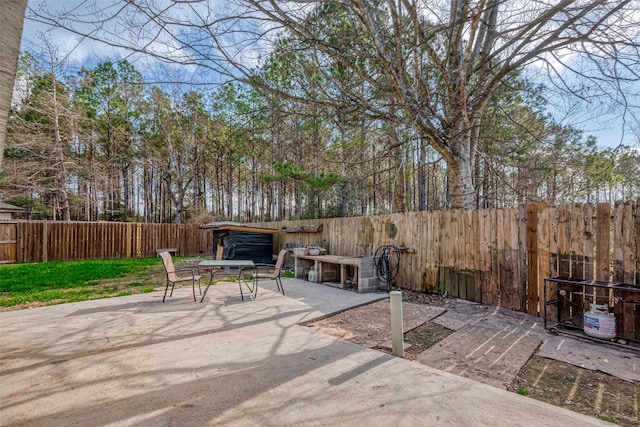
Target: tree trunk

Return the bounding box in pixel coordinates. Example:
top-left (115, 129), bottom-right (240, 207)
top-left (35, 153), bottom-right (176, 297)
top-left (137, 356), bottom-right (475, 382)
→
top-left (392, 144), bottom-right (407, 213)
top-left (447, 161), bottom-right (475, 210)
top-left (419, 137), bottom-right (426, 211)
top-left (339, 111), bottom-right (348, 217)
top-left (50, 68), bottom-right (70, 221)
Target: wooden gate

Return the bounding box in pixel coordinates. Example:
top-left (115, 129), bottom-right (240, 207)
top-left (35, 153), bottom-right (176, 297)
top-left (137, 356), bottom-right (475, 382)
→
top-left (0, 221), bottom-right (18, 263)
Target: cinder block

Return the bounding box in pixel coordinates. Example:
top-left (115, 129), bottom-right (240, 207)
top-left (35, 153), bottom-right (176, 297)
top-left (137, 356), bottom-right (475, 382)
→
top-left (358, 277), bottom-right (381, 293)
top-left (359, 268), bottom-right (376, 279)
top-left (359, 258), bottom-right (376, 269)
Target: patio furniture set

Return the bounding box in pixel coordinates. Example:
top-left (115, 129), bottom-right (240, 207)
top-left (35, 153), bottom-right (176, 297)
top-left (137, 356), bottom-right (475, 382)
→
top-left (158, 249), bottom-right (287, 303)
top-left (158, 246), bottom-right (383, 303)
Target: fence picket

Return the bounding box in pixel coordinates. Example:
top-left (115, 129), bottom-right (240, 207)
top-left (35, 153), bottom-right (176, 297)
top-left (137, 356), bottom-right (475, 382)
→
top-left (526, 204), bottom-right (539, 315)
top-left (517, 205), bottom-right (527, 312)
top-left (537, 204), bottom-right (551, 319)
top-left (613, 201), bottom-right (625, 283)
top-left (622, 201), bottom-right (635, 284)
top-left (558, 205), bottom-right (571, 277)
top-left (636, 199), bottom-right (640, 286)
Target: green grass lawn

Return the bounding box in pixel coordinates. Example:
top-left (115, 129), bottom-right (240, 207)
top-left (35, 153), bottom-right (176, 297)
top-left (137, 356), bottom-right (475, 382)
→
top-left (0, 256), bottom-right (292, 310)
top-left (0, 257), bottom-right (171, 309)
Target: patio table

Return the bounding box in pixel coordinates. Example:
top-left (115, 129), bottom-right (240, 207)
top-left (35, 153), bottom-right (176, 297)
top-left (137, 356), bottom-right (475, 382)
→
top-left (198, 260), bottom-right (255, 302)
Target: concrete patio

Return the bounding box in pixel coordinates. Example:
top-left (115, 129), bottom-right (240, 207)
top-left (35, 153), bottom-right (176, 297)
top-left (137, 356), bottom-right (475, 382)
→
top-left (1, 278), bottom-right (611, 426)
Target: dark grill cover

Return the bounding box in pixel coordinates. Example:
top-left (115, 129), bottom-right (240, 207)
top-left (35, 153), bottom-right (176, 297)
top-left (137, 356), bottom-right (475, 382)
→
top-left (222, 230), bottom-right (273, 264)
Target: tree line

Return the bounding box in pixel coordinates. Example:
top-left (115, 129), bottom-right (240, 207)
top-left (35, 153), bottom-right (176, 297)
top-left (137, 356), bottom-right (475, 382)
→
top-left (3, 1), bottom-right (640, 223)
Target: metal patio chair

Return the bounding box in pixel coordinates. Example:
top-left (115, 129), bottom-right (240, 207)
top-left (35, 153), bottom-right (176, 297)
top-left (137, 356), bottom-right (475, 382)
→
top-left (158, 251), bottom-right (202, 302)
top-left (252, 249), bottom-right (288, 298)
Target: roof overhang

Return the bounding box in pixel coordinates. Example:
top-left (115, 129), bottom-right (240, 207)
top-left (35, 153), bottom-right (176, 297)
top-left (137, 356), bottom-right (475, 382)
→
top-left (201, 222), bottom-right (278, 234)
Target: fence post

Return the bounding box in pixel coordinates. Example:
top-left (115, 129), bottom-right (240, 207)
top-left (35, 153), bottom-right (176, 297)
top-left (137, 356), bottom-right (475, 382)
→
top-left (390, 291), bottom-right (404, 357)
top-left (526, 204), bottom-right (538, 316)
top-left (42, 217), bottom-right (48, 263)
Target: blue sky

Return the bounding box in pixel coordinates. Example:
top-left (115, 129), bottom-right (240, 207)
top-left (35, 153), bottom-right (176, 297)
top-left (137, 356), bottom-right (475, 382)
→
top-left (20, 0), bottom-right (639, 150)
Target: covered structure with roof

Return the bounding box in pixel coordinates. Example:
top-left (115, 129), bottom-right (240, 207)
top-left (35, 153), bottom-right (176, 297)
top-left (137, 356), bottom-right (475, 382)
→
top-left (0, 201), bottom-right (25, 220)
top-left (202, 222), bottom-right (279, 264)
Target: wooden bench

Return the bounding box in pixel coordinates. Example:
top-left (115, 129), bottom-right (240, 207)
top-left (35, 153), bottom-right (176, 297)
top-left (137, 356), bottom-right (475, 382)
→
top-left (293, 254), bottom-right (381, 293)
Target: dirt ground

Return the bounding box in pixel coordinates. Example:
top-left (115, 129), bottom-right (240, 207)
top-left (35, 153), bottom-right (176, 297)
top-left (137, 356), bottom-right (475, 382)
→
top-left (308, 289), bottom-right (639, 427)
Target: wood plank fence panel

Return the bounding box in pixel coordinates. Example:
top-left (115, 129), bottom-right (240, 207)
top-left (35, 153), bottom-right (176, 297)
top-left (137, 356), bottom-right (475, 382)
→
top-left (450, 212), bottom-right (460, 297)
top-left (10, 221), bottom-right (214, 262)
top-left (583, 204), bottom-right (595, 281)
top-left (570, 204), bottom-right (585, 279)
top-left (622, 201), bottom-right (635, 285)
top-left (442, 211), bottom-right (452, 297)
top-left (557, 205), bottom-right (571, 277)
top-left (548, 205), bottom-right (558, 278)
top-left (517, 205), bottom-right (528, 312)
top-left (538, 204), bottom-right (551, 319)
top-left (569, 205), bottom-right (586, 328)
top-left (498, 209), bottom-right (514, 310)
top-left (464, 209), bottom-right (477, 302)
top-left (480, 209), bottom-right (496, 306)
top-left (473, 209), bottom-right (483, 303)
top-left (452, 209), bottom-right (462, 298)
top-left (614, 201), bottom-right (638, 340)
top-left (613, 201), bottom-right (625, 283)
top-left (452, 210), bottom-right (462, 298)
top-left (489, 209), bottom-right (500, 305)
top-left (595, 203), bottom-right (611, 307)
top-left (582, 204), bottom-right (596, 316)
top-left (458, 212), bottom-right (466, 299)
top-left (8, 202), bottom-right (638, 328)
top-left (406, 213), bottom-right (420, 291)
top-left (526, 204), bottom-right (539, 315)
top-left (636, 199), bottom-right (640, 286)
top-left (431, 211), bottom-right (442, 294)
top-left (497, 208), bottom-right (505, 306)
top-left (424, 211), bottom-right (438, 293)
top-left (257, 202), bottom-right (636, 324)
top-left (479, 209), bottom-right (487, 304)
top-left (0, 222), bottom-right (18, 263)
top-left (459, 210), bottom-right (469, 300)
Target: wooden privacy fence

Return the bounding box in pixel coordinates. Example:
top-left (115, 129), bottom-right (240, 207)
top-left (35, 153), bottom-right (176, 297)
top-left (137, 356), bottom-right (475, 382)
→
top-left (0, 221), bottom-right (18, 263)
top-left (253, 200), bottom-right (639, 319)
top-left (1, 221), bottom-right (213, 262)
top-left (2, 201), bottom-right (638, 335)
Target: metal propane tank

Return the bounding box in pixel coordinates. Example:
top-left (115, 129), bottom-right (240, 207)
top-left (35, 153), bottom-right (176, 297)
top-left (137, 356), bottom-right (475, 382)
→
top-left (583, 303), bottom-right (616, 340)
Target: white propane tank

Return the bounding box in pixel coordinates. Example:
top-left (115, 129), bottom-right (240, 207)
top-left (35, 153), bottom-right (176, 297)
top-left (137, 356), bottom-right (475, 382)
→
top-left (583, 303), bottom-right (616, 340)
top-left (308, 268), bottom-right (316, 282)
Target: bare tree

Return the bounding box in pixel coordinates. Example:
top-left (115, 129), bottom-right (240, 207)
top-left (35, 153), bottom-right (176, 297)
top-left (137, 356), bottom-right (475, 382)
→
top-left (144, 87), bottom-right (207, 224)
top-left (5, 35), bottom-right (72, 220)
top-left (45, 37), bottom-right (71, 221)
top-left (28, 0), bottom-right (640, 209)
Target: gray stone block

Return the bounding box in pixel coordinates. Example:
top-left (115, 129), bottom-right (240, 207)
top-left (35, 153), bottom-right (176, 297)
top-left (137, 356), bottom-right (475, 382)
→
top-left (358, 277), bottom-right (381, 292)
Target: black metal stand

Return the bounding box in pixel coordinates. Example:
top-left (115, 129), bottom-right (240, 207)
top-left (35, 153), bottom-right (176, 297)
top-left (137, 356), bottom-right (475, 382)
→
top-left (543, 276), bottom-right (640, 354)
